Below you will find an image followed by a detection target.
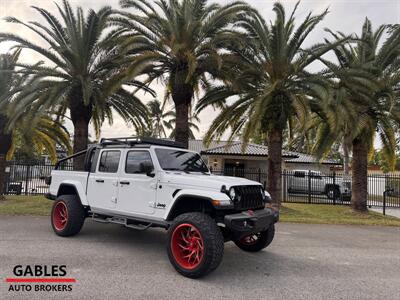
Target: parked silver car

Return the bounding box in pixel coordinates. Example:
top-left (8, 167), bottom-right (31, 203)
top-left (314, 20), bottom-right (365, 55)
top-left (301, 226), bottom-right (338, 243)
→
top-left (287, 170), bottom-right (351, 200)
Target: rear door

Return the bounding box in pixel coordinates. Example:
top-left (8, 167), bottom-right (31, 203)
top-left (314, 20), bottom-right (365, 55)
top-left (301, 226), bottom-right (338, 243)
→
top-left (116, 150), bottom-right (157, 215)
top-left (293, 171), bottom-right (306, 191)
top-left (87, 150), bottom-right (121, 211)
top-left (311, 172), bottom-right (325, 193)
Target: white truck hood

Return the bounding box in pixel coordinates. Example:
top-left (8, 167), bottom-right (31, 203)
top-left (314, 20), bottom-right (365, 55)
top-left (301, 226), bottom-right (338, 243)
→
top-left (159, 172), bottom-right (262, 191)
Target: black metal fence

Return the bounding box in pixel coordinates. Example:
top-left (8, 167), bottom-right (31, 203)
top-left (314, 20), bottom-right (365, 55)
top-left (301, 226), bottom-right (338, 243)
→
top-left (3, 161), bottom-right (53, 195)
top-left (3, 160), bottom-right (72, 196)
top-left (3, 162), bottom-right (400, 208)
top-left (211, 168), bottom-right (400, 208)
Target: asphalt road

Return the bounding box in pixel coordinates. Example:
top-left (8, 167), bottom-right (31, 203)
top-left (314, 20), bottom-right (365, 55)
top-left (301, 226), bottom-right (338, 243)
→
top-left (0, 216), bottom-right (399, 300)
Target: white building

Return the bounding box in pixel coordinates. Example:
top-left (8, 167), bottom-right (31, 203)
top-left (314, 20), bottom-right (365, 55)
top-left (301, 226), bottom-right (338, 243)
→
top-left (189, 140), bottom-right (340, 174)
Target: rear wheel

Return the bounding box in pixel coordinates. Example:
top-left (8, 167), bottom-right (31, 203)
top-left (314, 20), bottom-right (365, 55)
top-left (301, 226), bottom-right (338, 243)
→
top-left (51, 195), bottom-right (85, 237)
top-left (234, 225), bottom-right (275, 252)
top-left (326, 186), bottom-right (341, 200)
top-left (167, 212), bottom-right (224, 278)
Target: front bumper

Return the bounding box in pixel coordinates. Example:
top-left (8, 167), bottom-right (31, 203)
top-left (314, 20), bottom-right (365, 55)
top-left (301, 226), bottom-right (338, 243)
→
top-left (224, 208), bottom-right (279, 240)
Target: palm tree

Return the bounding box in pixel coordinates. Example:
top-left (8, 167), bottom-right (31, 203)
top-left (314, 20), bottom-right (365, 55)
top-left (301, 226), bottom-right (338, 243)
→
top-left (197, 2), bottom-right (344, 207)
top-left (0, 51), bottom-right (71, 199)
top-left (0, 114), bottom-right (12, 200)
top-left (0, 0), bottom-right (151, 169)
top-left (112, 0), bottom-right (253, 148)
top-left (0, 49), bottom-right (24, 199)
top-left (146, 99), bottom-right (174, 138)
top-left (166, 110), bottom-right (200, 139)
top-left (315, 19), bottom-right (400, 212)
top-left (8, 116), bottom-right (72, 162)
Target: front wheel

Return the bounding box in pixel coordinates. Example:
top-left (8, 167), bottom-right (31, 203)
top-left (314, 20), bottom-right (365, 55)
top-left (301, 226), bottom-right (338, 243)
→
top-left (51, 195), bottom-right (85, 237)
top-left (167, 212), bottom-right (224, 278)
top-left (234, 225), bottom-right (275, 252)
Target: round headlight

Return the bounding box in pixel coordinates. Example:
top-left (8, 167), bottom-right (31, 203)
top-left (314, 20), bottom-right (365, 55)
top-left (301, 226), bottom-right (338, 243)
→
top-left (229, 187), bottom-right (236, 200)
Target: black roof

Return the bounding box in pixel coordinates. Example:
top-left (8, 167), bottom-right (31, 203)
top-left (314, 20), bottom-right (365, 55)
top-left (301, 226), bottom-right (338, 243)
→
top-left (200, 141), bottom-right (297, 158)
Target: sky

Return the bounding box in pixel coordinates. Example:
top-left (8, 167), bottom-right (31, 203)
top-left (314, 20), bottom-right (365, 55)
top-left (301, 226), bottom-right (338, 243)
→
top-left (0, 0), bottom-right (399, 142)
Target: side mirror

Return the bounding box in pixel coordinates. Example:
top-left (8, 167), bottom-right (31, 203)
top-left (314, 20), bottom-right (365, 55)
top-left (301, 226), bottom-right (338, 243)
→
top-left (140, 161), bottom-right (154, 177)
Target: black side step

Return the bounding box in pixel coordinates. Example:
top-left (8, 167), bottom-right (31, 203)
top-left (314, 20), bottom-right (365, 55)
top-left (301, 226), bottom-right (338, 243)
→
top-left (90, 213), bottom-right (169, 229)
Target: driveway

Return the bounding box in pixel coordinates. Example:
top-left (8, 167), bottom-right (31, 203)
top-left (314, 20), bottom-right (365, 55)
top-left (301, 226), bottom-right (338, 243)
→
top-left (370, 207), bottom-right (400, 219)
top-left (0, 216), bottom-right (399, 300)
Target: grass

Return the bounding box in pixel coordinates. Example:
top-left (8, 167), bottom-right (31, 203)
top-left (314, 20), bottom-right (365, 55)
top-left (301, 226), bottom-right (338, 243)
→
top-left (280, 203), bottom-right (400, 226)
top-left (1, 195), bottom-right (399, 226)
top-left (0, 195), bottom-right (52, 216)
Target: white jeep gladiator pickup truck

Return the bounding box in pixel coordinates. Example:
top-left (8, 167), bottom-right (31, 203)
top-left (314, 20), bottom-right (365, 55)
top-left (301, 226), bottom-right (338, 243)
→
top-left (46, 137), bottom-right (278, 278)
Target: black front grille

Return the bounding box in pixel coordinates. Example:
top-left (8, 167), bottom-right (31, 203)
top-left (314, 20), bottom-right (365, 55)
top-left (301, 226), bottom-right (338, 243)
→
top-left (234, 185), bottom-right (265, 210)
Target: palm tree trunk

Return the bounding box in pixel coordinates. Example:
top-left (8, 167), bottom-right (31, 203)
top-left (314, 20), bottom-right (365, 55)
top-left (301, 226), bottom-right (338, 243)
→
top-left (175, 103), bottom-right (189, 148)
top-left (351, 137), bottom-right (368, 212)
top-left (69, 98), bottom-right (91, 170)
top-left (0, 114), bottom-right (12, 200)
top-left (72, 117), bottom-right (90, 170)
top-left (0, 154), bottom-right (6, 200)
top-left (171, 69), bottom-right (193, 149)
top-left (267, 128), bottom-right (283, 208)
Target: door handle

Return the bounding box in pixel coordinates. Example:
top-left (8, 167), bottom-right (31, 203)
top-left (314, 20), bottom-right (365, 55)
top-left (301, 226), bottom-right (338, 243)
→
top-left (120, 181), bottom-right (130, 185)
top-left (96, 179), bottom-right (104, 183)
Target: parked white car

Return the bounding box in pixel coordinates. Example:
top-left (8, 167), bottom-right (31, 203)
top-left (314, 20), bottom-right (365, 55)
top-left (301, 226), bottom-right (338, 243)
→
top-left (287, 169), bottom-right (351, 200)
top-left (46, 137), bottom-right (278, 278)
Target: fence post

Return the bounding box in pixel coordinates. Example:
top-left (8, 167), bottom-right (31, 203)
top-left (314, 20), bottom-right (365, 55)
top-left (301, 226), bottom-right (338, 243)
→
top-left (333, 171), bottom-right (336, 205)
top-left (258, 168), bottom-right (261, 183)
top-left (283, 170), bottom-right (287, 202)
top-left (383, 190), bottom-right (386, 215)
top-left (308, 170), bottom-right (311, 204)
top-left (24, 165), bottom-right (30, 195)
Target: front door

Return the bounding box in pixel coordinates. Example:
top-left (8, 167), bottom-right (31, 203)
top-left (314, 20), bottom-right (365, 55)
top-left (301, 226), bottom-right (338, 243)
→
top-left (87, 150), bottom-right (121, 210)
top-left (117, 150), bottom-right (156, 215)
top-left (292, 171), bottom-right (306, 191)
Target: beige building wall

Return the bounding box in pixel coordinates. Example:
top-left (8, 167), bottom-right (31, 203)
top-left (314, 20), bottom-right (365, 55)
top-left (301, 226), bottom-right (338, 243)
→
top-left (206, 155), bottom-right (334, 174)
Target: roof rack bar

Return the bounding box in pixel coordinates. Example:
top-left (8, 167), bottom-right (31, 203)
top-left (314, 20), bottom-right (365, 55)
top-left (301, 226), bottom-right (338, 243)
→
top-left (54, 149), bottom-right (88, 169)
top-left (99, 136), bottom-right (185, 149)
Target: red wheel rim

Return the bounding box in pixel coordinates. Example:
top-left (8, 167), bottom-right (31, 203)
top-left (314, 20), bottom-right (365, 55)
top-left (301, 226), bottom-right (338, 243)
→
top-left (171, 223), bottom-right (204, 270)
top-left (240, 233), bottom-right (260, 245)
top-left (53, 201), bottom-right (68, 231)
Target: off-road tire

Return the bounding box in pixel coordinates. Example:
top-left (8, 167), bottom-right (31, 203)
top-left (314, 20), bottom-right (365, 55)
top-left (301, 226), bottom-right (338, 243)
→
top-left (167, 212), bottom-right (224, 278)
top-left (326, 186), bottom-right (341, 200)
top-left (234, 224), bottom-right (275, 252)
top-left (51, 195), bottom-right (85, 237)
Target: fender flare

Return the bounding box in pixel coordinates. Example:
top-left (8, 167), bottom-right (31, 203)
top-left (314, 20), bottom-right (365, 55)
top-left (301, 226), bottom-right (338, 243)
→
top-left (325, 184), bottom-right (340, 193)
top-left (57, 183), bottom-right (88, 206)
top-left (166, 194), bottom-right (214, 221)
top-left (165, 189), bottom-right (232, 220)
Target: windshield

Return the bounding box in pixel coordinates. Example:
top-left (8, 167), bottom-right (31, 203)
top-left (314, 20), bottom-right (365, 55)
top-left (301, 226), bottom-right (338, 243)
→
top-left (155, 149), bottom-right (209, 173)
